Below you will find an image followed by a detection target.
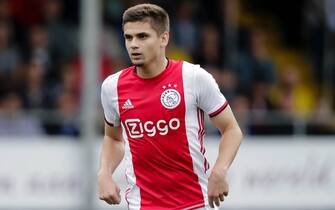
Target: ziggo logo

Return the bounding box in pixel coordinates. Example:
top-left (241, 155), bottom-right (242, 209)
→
top-left (124, 118), bottom-right (180, 138)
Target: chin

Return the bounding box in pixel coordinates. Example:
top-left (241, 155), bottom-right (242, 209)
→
top-left (131, 60), bottom-right (144, 66)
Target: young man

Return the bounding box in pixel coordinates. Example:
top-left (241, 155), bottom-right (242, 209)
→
top-left (98, 3), bottom-right (243, 210)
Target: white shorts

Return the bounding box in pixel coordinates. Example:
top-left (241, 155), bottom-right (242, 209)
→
top-left (196, 205), bottom-right (216, 210)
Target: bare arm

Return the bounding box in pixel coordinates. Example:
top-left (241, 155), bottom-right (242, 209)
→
top-left (99, 123), bottom-right (124, 174)
top-left (207, 105), bottom-right (243, 208)
top-left (210, 105), bottom-right (243, 175)
top-left (98, 122), bottom-right (125, 205)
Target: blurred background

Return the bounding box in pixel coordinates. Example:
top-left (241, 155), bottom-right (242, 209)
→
top-left (0, 0), bottom-right (334, 210)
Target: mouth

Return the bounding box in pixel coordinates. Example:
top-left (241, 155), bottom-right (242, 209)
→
top-left (131, 53), bottom-right (142, 57)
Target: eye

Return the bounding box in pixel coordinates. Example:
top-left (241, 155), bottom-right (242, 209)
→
top-left (124, 35), bottom-right (132, 41)
top-left (138, 33), bottom-right (149, 39)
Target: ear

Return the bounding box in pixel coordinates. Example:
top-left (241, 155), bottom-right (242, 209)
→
top-left (160, 32), bottom-right (169, 48)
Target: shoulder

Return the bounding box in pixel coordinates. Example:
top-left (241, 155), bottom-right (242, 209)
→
top-left (181, 60), bottom-right (200, 72)
top-left (181, 60), bottom-right (207, 73)
top-left (181, 60), bottom-right (211, 79)
top-left (101, 65), bottom-right (135, 89)
top-left (101, 70), bottom-right (123, 90)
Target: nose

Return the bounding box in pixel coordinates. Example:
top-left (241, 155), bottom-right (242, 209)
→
top-left (129, 38), bottom-right (139, 49)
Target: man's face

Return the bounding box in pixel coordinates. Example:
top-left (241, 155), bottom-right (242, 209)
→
top-left (123, 21), bottom-right (168, 66)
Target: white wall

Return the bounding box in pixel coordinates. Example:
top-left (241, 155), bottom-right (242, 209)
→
top-left (0, 136), bottom-right (334, 209)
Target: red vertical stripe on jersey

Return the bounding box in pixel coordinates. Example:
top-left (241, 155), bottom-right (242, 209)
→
top-left (197, 108), bottom-right (204, 154)
top-left (124, 174), bottom-right (131, 206)
top-left (197, 108), bottom-right (208, 172)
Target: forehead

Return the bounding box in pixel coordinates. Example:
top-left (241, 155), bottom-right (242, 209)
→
top-left (123, 21), bottom-right (156, 35)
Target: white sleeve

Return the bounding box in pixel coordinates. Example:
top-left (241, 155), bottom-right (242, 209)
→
top-left (195, 67), bottom-right (228, 117)
top-left (100, 72), bottom-right (121, 127)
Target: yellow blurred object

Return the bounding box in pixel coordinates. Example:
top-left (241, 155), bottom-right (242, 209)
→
top-left (166, 46), bottom-right (192, 62)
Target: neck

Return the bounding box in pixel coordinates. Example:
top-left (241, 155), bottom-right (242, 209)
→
top-left (136, 56), bottom-right (168, 79)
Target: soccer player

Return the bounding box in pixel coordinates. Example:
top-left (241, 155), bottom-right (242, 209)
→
top-left (98, 3), bottom-right (243, 210)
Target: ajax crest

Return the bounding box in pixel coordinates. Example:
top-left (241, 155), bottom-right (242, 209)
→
top-left (160, 89), bottom-right (181, 109)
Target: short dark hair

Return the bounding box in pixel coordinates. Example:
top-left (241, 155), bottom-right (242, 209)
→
top-left (122, 3), bottom-right (169, 35)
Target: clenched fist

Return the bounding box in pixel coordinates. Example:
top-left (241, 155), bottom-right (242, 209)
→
top-left (98, 171), bottom-right (121, 205)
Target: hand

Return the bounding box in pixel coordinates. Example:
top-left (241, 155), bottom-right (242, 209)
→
top-left (207, 169), bottom-right (229, 208)
top-left (97, 171), bottom-right (121, 205)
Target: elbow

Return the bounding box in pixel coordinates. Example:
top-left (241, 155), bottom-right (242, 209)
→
top-left (235, 125), bottom-right (244, 144)
top-left (239, 128), bottom-right (244, 143)
top-left (221, 124), bottom-right (244, 144)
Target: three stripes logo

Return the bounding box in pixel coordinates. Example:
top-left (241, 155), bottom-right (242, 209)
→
top-left (122, 99), bottom-right (134, 109)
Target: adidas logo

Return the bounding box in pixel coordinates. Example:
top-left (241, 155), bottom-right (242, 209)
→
top-left (122, 99), bottom-right (134, 109)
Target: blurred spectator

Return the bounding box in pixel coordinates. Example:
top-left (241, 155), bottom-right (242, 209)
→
top-left (220, 69), bottom-right (237, 101)
top-left (307, 97), bottom-right (335, 134)
top-left (71, 55), bottom-right (114, 88)
top-left (220, 0), bottom-right (239, 67)
top-left (275, 66), bottom-right (300, 114)
top-left (272, 64), bottom-right (315, 118)
top-left (0, 0), bottom-right (11, 20)
top-left (25, 24), bottom-right (53, 77)
top-left (248, 80), bottom-right (279, 135)
top-left (18, 58), bottom-right (51, 110)
top-left (236, 29), bottom-right (275, 95)
top-left (172, 0), bottom-right (199, 54)
top-left (193, 23), bottom-right (224, 68)
top-left (70, 27), bottom-right (125, 89)
top-left (202, 66), bottom-right (238, 102)
top-left (251, 82), bottom-right (276, 112)
top-left (231, 95), bottom-right (250, 134)
top-left (43, 61), bottom-right (80, 136)
top-left (304, 0), bottom-right (335, 96)
top-left (54, 91), bottom-right (80, 136)
top-left (167, 33), bottom-right (192, 62)
top-left (99, 27), bottom-right (128, 71)
top-left (42, 0), bottom-right (76, 64)
top-left (103, 0), bottom-right (125, 26)
top-left (0, 21), bottom-right (21, 82)
top-left (0, 0), bottom-right (25, 46)
top-left (50, 60), bottom-right (80, 106)
top-left (42, 91), bottom-right (80, 137)
top-left (303, 0), bottom-right (326, 85)
top-left (0, 91), bottom-right (44, 136)
top-left (9, 0), bottom-right (44, 27)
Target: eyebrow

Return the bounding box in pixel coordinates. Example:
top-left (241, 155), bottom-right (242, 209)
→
top-left (124, 34), bottom-right (132, 38)
top-left (124, 32), bottom-right (150, 37)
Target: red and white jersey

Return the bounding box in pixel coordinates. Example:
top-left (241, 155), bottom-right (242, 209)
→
top-left (101, 60), bottom-right (228, 210)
